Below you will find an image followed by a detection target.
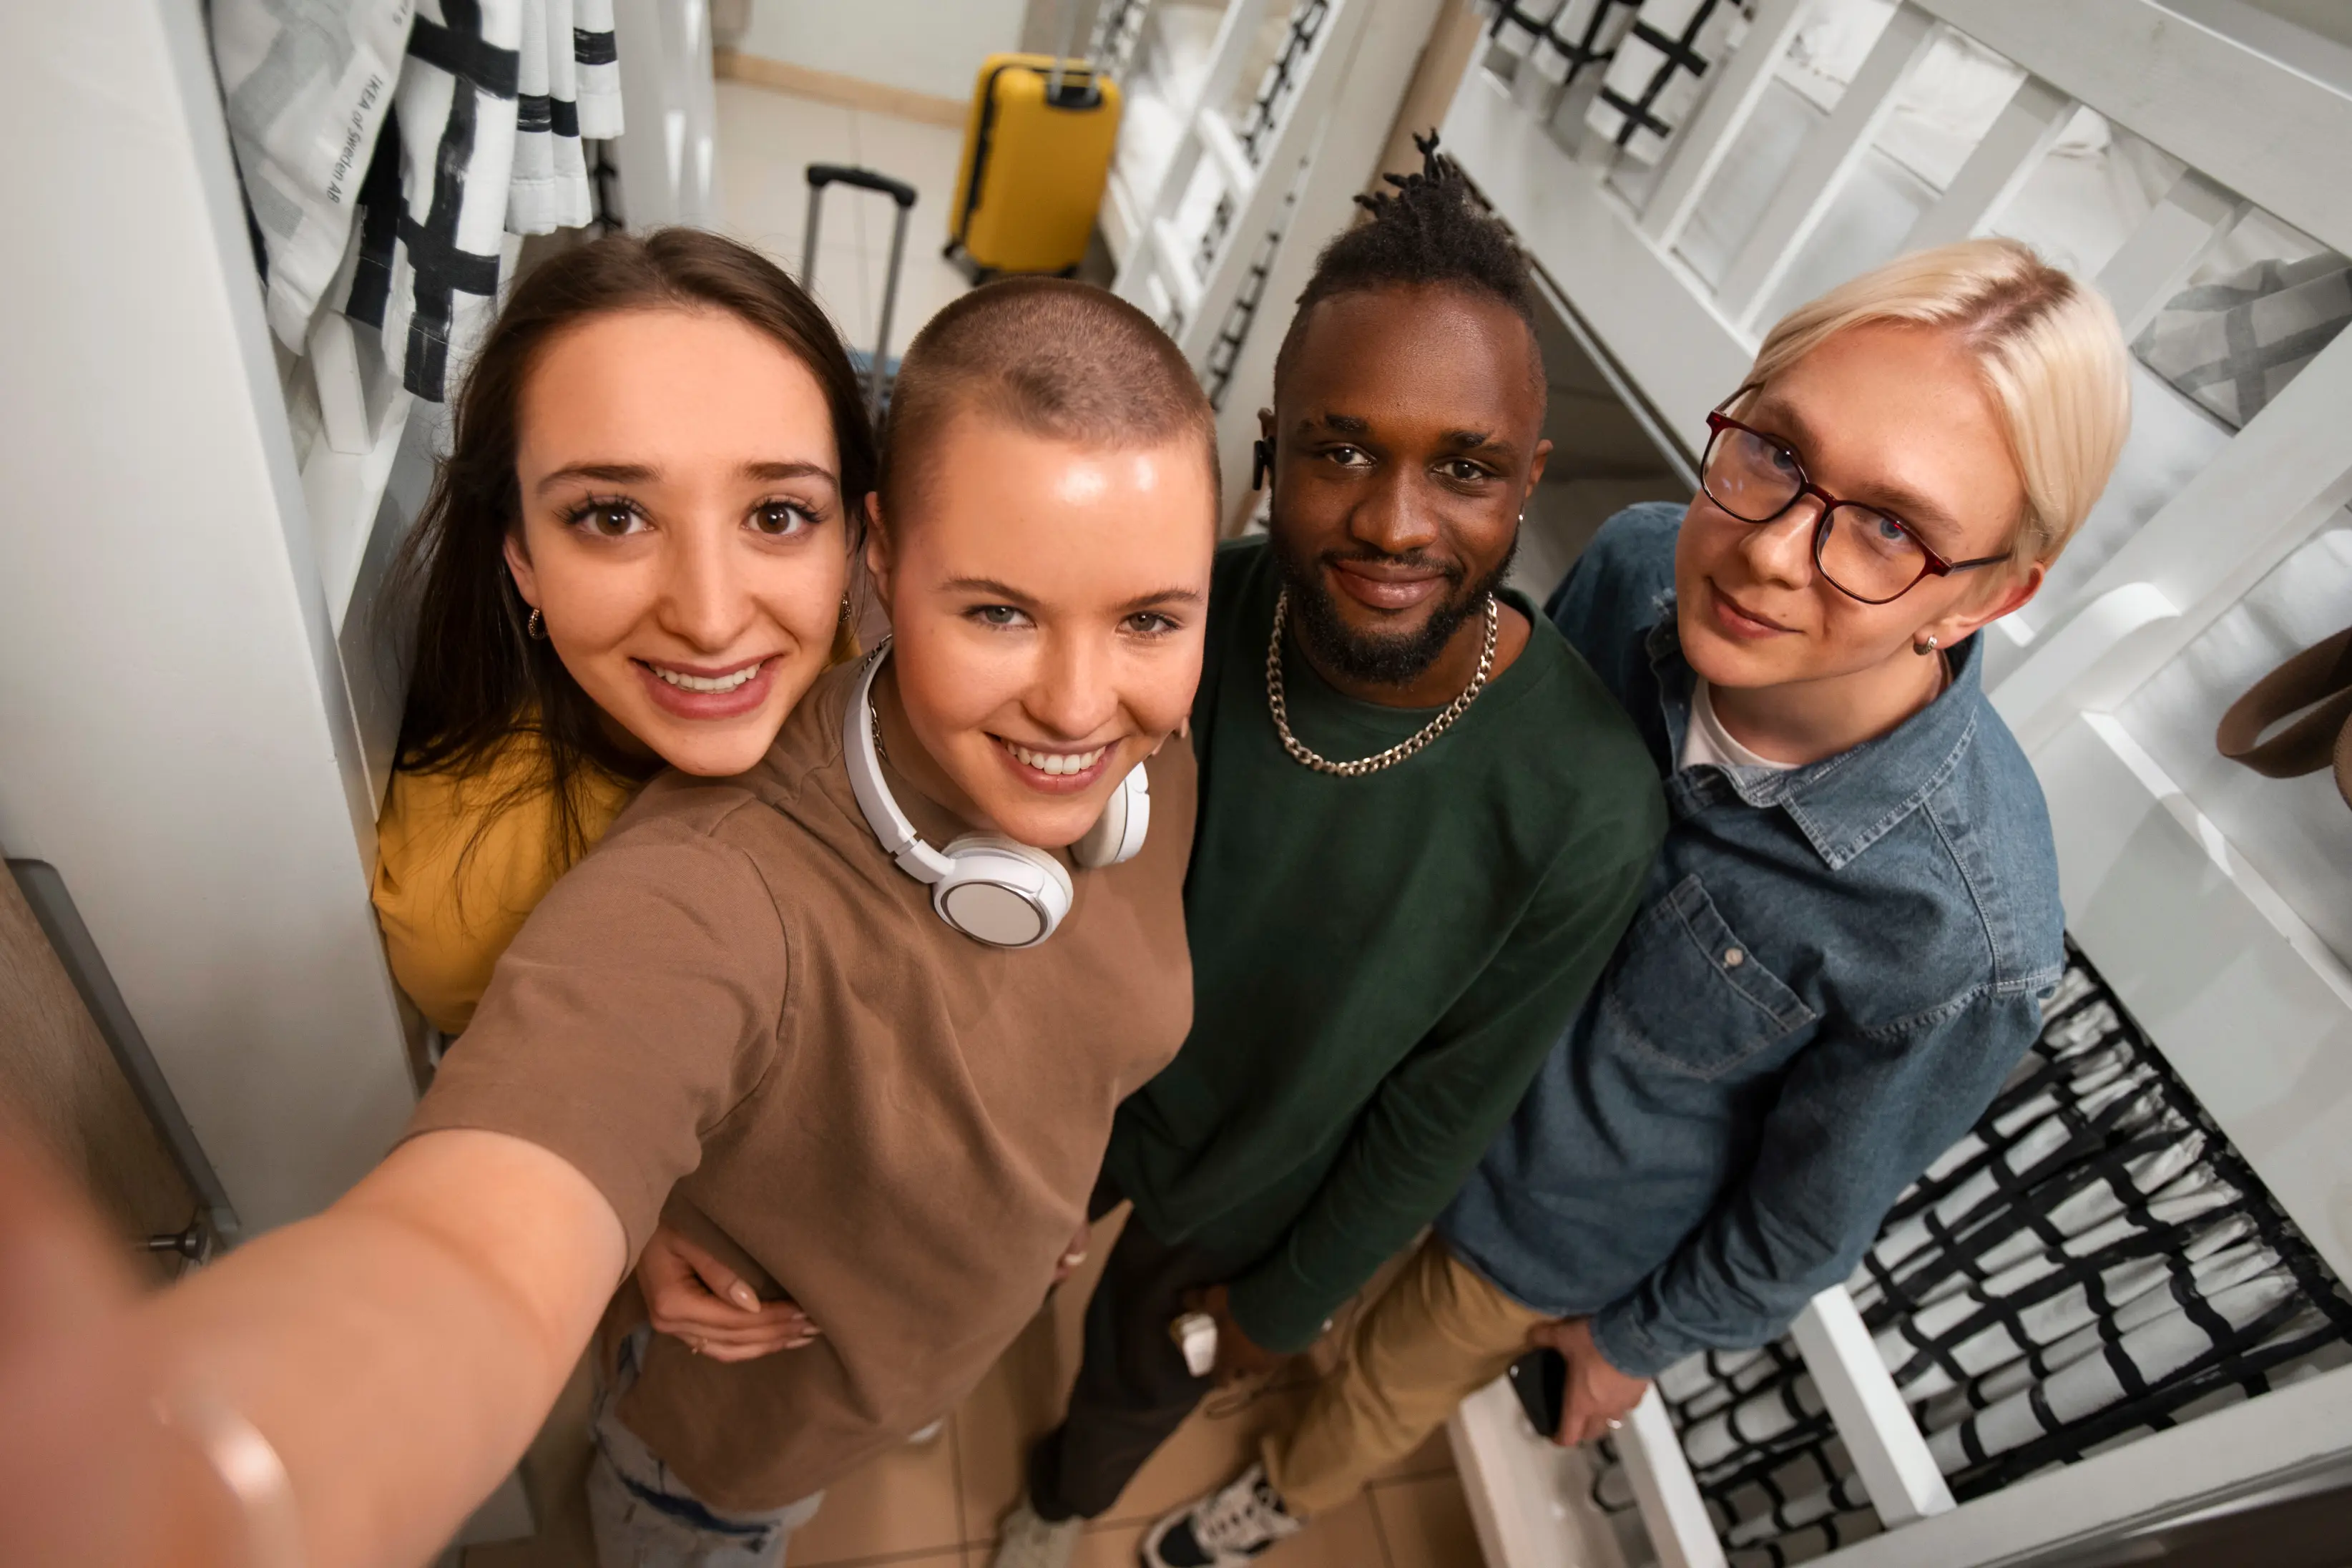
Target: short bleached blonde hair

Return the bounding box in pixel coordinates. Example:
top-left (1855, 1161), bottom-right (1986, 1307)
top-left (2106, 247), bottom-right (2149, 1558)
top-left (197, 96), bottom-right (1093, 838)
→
top-left (1740, 237), bottom-right (2131, 565)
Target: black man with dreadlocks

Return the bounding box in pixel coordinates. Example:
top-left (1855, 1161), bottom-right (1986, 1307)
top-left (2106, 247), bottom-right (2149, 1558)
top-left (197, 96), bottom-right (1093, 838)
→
top-left (991, 137), bottom-right (1667, 1568)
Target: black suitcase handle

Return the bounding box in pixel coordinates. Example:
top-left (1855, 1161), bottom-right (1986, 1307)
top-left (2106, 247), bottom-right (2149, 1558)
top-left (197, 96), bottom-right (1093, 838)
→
top-left (800, 163), bottom-right (918, 426)
top-left (805, 162), bottom-right (917, 209)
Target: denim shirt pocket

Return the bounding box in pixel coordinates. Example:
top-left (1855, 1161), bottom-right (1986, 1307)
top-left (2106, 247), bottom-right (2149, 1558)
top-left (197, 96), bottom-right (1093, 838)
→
top-left (1600, 873), bottom-right (1819, 1080)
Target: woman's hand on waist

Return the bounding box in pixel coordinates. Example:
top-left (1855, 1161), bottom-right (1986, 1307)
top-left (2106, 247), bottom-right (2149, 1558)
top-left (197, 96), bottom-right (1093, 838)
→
top-left (637, 1223), bottom-right (818, 1363)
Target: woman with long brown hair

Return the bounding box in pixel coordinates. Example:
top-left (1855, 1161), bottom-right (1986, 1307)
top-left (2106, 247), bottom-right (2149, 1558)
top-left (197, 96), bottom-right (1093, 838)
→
top-left (373, 227), bottom-right (875, 1042)
top-left (371, 227), bottom-right (879, 1364)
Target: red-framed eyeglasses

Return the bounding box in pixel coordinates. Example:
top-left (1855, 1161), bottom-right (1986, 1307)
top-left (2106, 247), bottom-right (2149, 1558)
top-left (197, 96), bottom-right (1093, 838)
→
top-left (1700, 406), bottom-right (2010, 605)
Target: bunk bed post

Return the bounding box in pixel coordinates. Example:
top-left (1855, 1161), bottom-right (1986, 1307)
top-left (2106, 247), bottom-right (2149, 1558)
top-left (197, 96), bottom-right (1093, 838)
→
top-left (1172, 0), bottom-right (1381, 367)
top-left (1620, 1388), bottom-right (1732, 1568)
top-left (1991, 325), bottom-right (2352, 753)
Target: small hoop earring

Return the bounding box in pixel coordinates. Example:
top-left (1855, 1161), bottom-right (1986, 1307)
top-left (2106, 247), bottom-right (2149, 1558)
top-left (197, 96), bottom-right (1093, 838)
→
top-left (526, 606), bottom-right (546, 640)
top-left (1250, 438), bottom-right (1274, 491)
top-left (1914, 633), bottom-right (1939, 656)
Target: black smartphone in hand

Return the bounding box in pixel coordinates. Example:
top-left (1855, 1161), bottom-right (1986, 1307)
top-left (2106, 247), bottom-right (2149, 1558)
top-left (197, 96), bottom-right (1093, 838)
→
top-left (1507, 1346), bottom-right (1566, 1440)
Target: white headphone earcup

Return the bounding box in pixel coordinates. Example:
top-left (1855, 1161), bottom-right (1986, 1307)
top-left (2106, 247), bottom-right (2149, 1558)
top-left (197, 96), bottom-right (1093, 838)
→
top-left (931, 834), bottom-right (1075, 949)
top-left (1072, 764), bottom-right (1152, 868)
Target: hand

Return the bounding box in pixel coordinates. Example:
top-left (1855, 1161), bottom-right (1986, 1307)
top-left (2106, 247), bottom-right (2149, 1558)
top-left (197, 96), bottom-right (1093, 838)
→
top-left (1182, 1283), bottom-right (1284, 1384)
top-left (637, 1223), bottom-right (818, 1363)
top-left (1051, 1222), bottom-right (1092, 1285)
top-left (1527, 1317), bottom-right (1648, 1446)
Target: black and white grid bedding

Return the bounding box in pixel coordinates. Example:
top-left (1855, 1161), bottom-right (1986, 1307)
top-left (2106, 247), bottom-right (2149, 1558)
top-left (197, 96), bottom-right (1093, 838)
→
top-left (1484, 0), bottom-right (1642, 97)
top-left (1584, 0), bottom-right (1753, 163)
top-left (1587, 946), bottom-right (2352, 1567)
top-left (214, 0), bottom-right (624, 402)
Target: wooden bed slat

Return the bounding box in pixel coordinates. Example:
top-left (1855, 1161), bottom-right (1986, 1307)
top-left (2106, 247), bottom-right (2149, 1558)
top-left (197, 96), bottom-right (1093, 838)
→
top-left (1622, 1387), bottom-right (1731, 1568)
top-left (1901, 72), bottom-right (2074, 252)
top-left (1637, 0), bottom-right (1813, 253)
top-left (1792, 1288), bottom-right (1958, 1528)
top-left (1813, 1358), bottom-right (2352, 1567)
top-left (2097, 167), bottom-right (2251, 343)
top-left (1717, 2), bottom-right (1942, 329)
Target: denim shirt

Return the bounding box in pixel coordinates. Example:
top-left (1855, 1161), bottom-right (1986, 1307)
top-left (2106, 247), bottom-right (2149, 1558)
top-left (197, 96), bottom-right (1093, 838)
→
top-left (1438, 504), bottom-right (2065, 1377)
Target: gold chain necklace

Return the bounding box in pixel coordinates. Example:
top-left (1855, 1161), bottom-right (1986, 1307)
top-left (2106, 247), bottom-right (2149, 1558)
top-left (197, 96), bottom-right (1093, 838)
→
top-left (1265, 587), bottom-right (1499, 778)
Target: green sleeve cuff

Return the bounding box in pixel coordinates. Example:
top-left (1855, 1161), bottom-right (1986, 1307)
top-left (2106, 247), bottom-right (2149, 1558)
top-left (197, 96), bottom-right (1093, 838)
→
top-left (1224, 1258), bottom-right (1338, 1356)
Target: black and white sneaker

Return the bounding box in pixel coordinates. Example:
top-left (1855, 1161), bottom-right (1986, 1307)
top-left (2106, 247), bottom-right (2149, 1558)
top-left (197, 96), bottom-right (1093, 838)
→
top-left (1140, 1463), bottom-right (1305, 1567)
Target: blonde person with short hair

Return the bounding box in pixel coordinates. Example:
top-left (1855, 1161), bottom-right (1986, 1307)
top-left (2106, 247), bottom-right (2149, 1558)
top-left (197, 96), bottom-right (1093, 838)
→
top-left (1145, 238), bottom-right (2132, 1565)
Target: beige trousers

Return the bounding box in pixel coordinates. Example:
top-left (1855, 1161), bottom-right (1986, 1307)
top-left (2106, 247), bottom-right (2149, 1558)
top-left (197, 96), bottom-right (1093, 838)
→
top-left (1263, 1235), bottom-right (1549, 1516)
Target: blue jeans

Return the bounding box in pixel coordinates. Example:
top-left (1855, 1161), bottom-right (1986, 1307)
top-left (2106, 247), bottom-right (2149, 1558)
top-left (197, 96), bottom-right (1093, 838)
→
top-left (587, 1328), bottom-right (824, 1567)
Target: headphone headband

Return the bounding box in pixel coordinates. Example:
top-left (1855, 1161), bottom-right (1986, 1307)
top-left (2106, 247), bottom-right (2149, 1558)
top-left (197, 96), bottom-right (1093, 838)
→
top-left (843, 642), bottom-right (954, 884)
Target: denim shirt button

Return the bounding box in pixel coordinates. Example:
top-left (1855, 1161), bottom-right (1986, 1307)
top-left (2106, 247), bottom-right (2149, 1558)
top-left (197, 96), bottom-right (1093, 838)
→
top-left (1723, 947), bottom-right (1745, 968)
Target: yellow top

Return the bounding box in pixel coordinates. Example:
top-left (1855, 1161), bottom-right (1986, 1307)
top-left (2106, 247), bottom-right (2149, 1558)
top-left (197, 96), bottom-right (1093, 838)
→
top-left (372, 732), bottom-right (637, 1036)
top-left (376, 627), bottom-right (858, 1034)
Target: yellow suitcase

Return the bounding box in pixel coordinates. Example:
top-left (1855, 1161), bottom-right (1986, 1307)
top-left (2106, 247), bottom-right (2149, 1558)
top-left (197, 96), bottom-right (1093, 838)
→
top-left (946, 53), bottom-right (1123, 278)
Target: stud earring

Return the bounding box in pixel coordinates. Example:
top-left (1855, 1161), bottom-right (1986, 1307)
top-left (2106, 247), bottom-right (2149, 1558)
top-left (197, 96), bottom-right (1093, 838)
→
top-left (838, 592), bottom-right (853, 624)
top-left (1914, 633), bottom-right (1939, 656)
top-left (526, 606), bottom-right (546, 640)
top-left (1251, 438), bottom-right (1274, 491)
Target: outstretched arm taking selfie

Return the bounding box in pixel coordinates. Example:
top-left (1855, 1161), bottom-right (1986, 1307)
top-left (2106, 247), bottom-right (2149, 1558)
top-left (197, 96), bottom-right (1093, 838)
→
top-left (133, 1129), bottom-right (625, 1568)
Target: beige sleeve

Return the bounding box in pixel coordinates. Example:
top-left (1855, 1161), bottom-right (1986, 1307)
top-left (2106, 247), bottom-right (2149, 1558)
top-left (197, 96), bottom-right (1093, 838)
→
top-left (403, 808), bottom-right (788, 1262)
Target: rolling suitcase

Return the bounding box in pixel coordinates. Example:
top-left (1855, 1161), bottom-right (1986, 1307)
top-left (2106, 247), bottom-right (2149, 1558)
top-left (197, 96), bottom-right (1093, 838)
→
top-left (802, 162), bottom-right (918, 424)
top-left (944, 52), bottom-right (1122, 280)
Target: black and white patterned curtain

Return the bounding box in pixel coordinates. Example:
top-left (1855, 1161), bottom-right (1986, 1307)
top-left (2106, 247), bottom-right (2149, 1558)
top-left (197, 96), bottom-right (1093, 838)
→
top-left (214, 0), bottom-right (624, 401)
top-left (1589, 945), bottom-right (2352, 1567)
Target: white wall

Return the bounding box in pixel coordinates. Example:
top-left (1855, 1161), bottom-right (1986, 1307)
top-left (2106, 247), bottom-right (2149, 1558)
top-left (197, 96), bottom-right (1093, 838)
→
top-left (0, 1), bottom-right (418, 1233)
top-left (738, 0), bottom-right (1029, 102)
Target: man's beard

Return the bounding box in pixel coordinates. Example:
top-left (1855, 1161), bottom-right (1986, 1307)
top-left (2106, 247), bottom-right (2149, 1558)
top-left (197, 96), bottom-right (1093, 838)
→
top-left (1275, 531), bottom-right (1519, 690)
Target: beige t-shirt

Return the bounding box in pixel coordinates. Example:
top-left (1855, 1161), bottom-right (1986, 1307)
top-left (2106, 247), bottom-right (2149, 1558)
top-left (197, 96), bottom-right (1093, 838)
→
top-left (407, 660), bottom-right (1197, 1509)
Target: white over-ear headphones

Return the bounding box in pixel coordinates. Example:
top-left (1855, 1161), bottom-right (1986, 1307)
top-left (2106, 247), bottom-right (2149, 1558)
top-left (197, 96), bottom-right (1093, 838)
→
top-left (843, 640), bottom-right (1151, 949)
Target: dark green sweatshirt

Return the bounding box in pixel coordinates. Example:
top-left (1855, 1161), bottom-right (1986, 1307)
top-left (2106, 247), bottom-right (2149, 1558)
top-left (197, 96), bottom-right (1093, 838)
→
top-left (1102, 538), bottom-right (1667, 1352)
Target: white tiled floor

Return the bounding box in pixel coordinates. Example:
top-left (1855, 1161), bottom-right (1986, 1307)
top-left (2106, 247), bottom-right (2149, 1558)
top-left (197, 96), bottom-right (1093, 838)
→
top-left (713, 79), bottom-right (976, 364)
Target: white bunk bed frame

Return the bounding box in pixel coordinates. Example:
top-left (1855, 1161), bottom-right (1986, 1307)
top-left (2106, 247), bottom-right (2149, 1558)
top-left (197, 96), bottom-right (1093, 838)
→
top-left (1426, 2), bottom-right (2352, 1565)
top-left (1109, 0), bottom-right (1449, 529)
